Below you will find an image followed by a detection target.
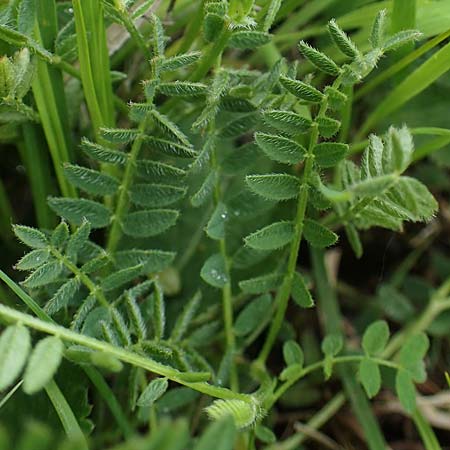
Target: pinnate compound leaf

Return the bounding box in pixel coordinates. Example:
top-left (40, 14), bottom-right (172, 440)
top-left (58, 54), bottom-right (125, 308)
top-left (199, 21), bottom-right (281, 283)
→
top-left (283, 340), bottom-right (304, 367)
top-left (245, 221), bottom-right (295, 250)
top-left (102, 265), bottom-right (144, 291)
top-left (298, 41), bottom-right (340, 76)
top-left (159, 51), bottom-right (201, 72)
top-left (200, 253), bottom-right (228, 288)
top-left (396, 369), bottom-right (416, 413)
top-left (239, 272), bottom-right (283, 294)
top-left (229, 31), bottom-right (271, 49)
top-left (234, 294), bottom-right (272, 336)
top-left (314, 142), bottom-right (348, 168)
top-left (81, 139), bottom-right (127, 165)
top-left (362, 320), bottom-right (390, 356)
top-left (382, 30), bottom-right (421, 52)
top-left (255, 132), bottom-right (306, 164)
top-left (205, 399), bottom-right (258, 429)
top-left (279, 75), bottom-right (324, 103)
top-left (144, 136), bottom-right (196, 158)
top-left (317, 117), bottom-right (341, 138)
top-left (292, 272), bottom-right (314, 308)
top-left (137, 377), bottom-right (168, 407)
top-left (263, 110), bottom-right (312, 135)
top-left (23, 337), bottom-right (64, 394)
top-left (246, 174), bottom-right (299, 201)
top-left (359, 358), bottom-right (381, 398)
top-left (206, 202), bottom-right (228, 240)
top-left (13, 225), bottom-right (48, 249)
top-left (345, 224), bottom-right (363, 259)
top-left (303, 219), bottom-right (338, 248)
top-left (64, 164), bottom-right (119, 196)
top-left (44, 277), bottom-right (81, 315)
top-left (191, 171), bottom-right (216, 207)
top-left (100, 127), bottom-right (139, 144)
top-left (0, 325), bottom-right (30, 391)
top-left (370, 9), bottom-right (387, 48)
top-left (48, 197), bottom-right (111, 228)
top-left (122, 210), bottom-right (178, 237)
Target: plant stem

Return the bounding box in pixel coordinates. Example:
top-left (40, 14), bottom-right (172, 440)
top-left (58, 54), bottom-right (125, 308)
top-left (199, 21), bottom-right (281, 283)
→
top-left (0, 304), bottom-right (252, 403)
top-left (257, 78), bottom-right (341, 365)
top-left (106, 120), bottom-right (147, 254)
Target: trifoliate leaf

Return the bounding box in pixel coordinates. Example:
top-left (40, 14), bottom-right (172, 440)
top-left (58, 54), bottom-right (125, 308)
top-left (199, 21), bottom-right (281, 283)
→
top-left (255, 132), bottom-right (306, 164)
top-left (246, 174), bottom-right (300, 201)
top-left (23, 337), bottom-right (64, 394)
top-left (395, 369), bottom-right (416, 413)
top-left (362, 320), bottom-right (390, 356)
top-left (283, 340), bottom-right (304, 367)
top-left (359, 358), bottom-right (381, 398)
top-left (303, 219), bottom-right (338, 248)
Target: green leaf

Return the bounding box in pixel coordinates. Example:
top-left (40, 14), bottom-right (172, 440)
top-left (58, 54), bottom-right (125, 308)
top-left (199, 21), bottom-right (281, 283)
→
top-left (22, 261), bottom-right (63, 289)
top-left (317, 117), bottom-right (341, 138)
top-left (157, 81), bottom-right (208, 97)
top-left (122, 210), bottom-right (179, 237)
top-left (327, 19), bottom-right (359, 59)
top-left (255, 132), bottom-right (306, 164)
top-left (321, 334), bottom-right (343, 357)
top-left (370, 9), bottom-right (387, 49)
top-left (298, 41), bottom-right (340, 76)
top-left (292, 272), bottom-right (314, 308)
top-left (100, 127), bottom-right (139, 144)
top-left (90, 352), bottom-right (124, 373)
top-left (345, 224), bottom-right (363, 259)
top-left (191, 171), bottom-right (216, 207)
top-left (283, 340), bottom-right (304, 367)
top-left (246, 174), bottom-right (300, 201)
top-left (48, 197), bottom-right (111, 228)
top-left (144, 136), bottom-right (196, 158)
top-left (15, 248), bottom-right (50, 271)
top-left (204, 13), bottom-right (224, 42)
top-left (359, 358), bottom-right (381, 398)
top-left (150, 282), bottom-right (165, 340)
top-left (395, 369), bottom-right (416, 413)
top-left (116, 250), bottom-right (175, 273)
top-left (171, 292), bottom-right (202, 342)
top-left (362, 320), bottom-right (390, 356)
top-left (220, 96), bottom-right (256, 113)
top-left (219, 113), bottom-right (260, 138)
top-left (244, 221), bottom-right (295, 250)
top-left (255, 425), bottom-right (276, 444)
top-left (51, 222), bottom-right (69, 249)
top-left (44, 278), bottom-right (81, 316)
top-left (23, 337), bottom-right (64, 394)
top-left (200, 253), bottom-right (228, 288)
top-left (17, 0), bottom-right (36, 36)
top-left (81, 139), bottom-right (127, 165)
top-left (126, 294), bottom-right (147, 342)
top-left (159, 51), bottom-right (201, 72)
top-left (135, 160), bottom-right (186, 182)
top-left (239, 272), bottom-right (283, 294)
top-left (0, 325), bottom-right (30, 391)
top-left (206, 202), bottom-right (228, 240)
top-left (194, 417), bottom-right (236, 450)
top-left (229, 31), bottom-right (271, 49)
top-left (111, 307), bottom-right (132, 347)
top-left (263, 110), bottom-right (312, 135)
top-left (137, 378), bottom-right (168, 407)
top-left (303, 219), bottom-right (338, 248)
top-left (150, 109), bottom-right (191, 146)
top-left (399, 333), bottom-right (429, 382)
top-left (279, 75), bottom-right (324, 103)
top-left (382, 30), bottom-right (421, 52)
top-left (64, 164), bottom-right (119, 196)
top-left (13, 225), bottom-right (48, 249)
top-left (324, 86), bottom-right (347, 110)
top-left (102, 265), bottom-right (144, 291)
top-left (314, 142), bottom-right (349, 168)
top-left (234, 294), bottom-right (272, 336)
top-left (130, 184), bottom-right (186, 208)
top-left (205, 399), bottom-right (257, 429)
